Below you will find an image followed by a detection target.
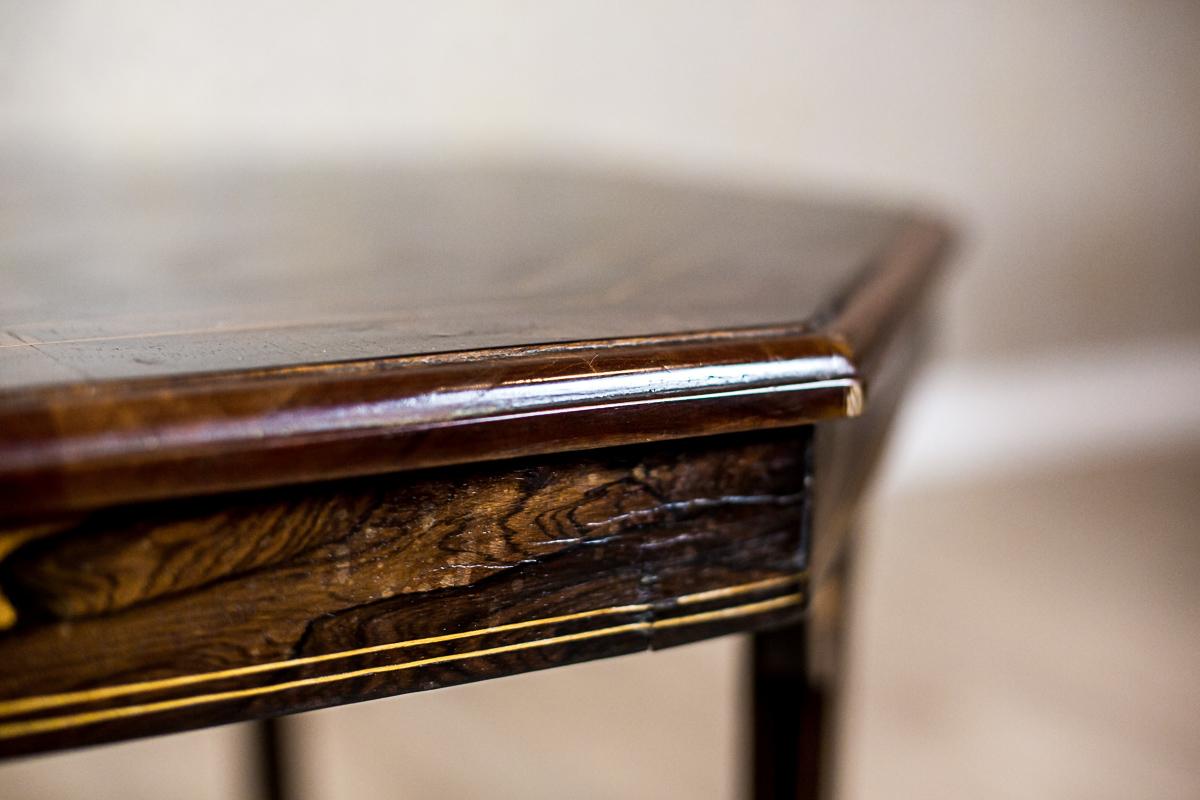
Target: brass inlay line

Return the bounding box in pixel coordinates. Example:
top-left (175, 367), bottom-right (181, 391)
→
top-left (0, 573), bottom-right (803, 721)
top-left (0, 592), bottom-right (803, 741)
top-left (673, 574), bottom-right (798, 606)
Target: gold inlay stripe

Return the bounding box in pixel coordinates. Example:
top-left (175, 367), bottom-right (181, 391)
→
top-left (673, 575), bottom-right (797, 606)
top-left (0, 574), bottom-right (802, 722)
top-left (0, 592), bottom-right (802, 741)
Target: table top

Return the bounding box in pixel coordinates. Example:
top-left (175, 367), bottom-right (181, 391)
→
top-left (0, 165), bottom-right (950, 757)
top-left (0, 164), bottom-right (948, 516)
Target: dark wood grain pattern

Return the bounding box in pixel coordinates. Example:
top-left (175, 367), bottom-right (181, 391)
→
top-left (0, 430), bottom-right (811, 756)
top-left (0, 165), bottom-right (905, 386)
top-left (0, 166), bottom-right (949, 517)
top-left (0, 333), bottom-right (857, 518)
top-left (0, 167), bottom-right (952, 767)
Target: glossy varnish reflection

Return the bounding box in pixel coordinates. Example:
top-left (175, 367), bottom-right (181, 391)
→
top-left (0, 167), bottom-right (947, 517)
top-left (0, 166), bottom-right (950, 766)
top-left (0, 332), bottom-right (860, 516)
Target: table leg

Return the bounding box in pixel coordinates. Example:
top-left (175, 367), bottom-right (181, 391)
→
top-left (750, 621), bottom-right (827, 800)
top-left (751, 543), bottom-right (850, 799)
top-left (255, 716), bottom-right (292, 800)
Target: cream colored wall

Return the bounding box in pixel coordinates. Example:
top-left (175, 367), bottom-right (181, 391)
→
top-left (4, 1), bottom-right (1199, 358)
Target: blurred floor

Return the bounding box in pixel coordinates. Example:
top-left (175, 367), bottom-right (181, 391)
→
top-left (841, 444), bottom-right (1200, 800)
top-left (0, 723), bottom-right (254, 799)
top-left (287, 627), bottom-right (743, 800)
top-left (1, 441), bottom-right (1195, 798)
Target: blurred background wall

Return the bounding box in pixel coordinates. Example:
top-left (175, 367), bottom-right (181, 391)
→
top-left (1, 2), bottom-right (1197, 798)
top-left (4, 1), bottom-right (1200, 359)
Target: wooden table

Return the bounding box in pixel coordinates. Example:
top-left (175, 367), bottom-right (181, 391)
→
top-left (0, 165), bottom-right (949, 797)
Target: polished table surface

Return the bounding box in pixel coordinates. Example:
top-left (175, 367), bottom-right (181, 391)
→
top-left (0, 165), bottom-right (948, 770)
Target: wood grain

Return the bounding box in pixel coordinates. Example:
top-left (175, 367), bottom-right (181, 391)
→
top-left (0, 166), bottom-right (950, 517)
top-left (0, 166), bottom-right (953, 764)
top-left (0, 429), bottom-right (811, 756)
top-left (0, 165), bottom-right (904, 386)
top-left (0, 333), bottom-right (858, 518)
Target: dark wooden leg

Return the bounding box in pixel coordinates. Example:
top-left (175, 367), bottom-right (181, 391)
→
top-left (751, 543), bottom-right (850, 800)
top-left (751, 621), bottom-right (827, 800)
top-left (255, 717), bottom-right (291, 800)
